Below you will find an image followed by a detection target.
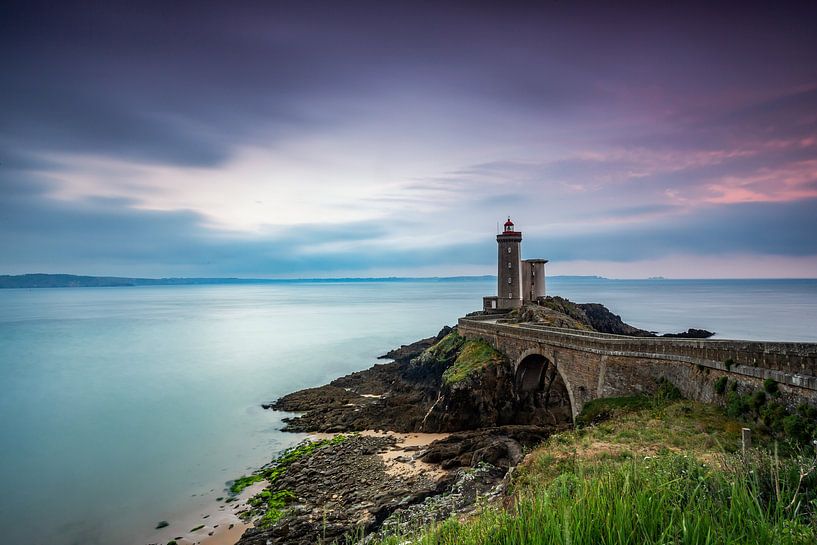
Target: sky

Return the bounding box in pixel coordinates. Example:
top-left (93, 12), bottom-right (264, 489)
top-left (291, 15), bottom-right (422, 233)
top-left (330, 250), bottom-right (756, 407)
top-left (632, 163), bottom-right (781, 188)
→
top-left (2, 1), bottom-right (816, 278)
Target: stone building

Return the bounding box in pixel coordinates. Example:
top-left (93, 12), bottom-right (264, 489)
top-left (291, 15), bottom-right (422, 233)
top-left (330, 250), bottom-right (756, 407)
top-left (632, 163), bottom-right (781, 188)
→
top-left (483, 218), bottom-right (548, 312)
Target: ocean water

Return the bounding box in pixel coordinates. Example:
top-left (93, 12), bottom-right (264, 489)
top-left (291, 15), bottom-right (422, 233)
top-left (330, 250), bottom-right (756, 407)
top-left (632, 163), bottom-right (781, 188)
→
top-left (1, 278), bottom-right (816, 545)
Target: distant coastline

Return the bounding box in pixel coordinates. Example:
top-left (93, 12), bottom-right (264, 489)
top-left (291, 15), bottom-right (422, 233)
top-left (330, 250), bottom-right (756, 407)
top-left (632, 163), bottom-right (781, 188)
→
top-left (2, 273), bottom-right (816, 289)
top-left (0, 273), bottom-right (606, 289)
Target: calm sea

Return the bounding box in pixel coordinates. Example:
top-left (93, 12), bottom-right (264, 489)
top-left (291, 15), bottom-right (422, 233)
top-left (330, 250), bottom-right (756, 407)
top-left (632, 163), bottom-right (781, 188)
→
top-left (1, 278), bottom-right (816, 545)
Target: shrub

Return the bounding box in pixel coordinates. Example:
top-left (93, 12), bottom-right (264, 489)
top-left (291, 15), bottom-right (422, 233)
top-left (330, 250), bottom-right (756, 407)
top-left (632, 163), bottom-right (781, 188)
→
top-left (726, 391), bottom-right (749, 418)
top-left (764, 378), bottom-right (779, 395)
top-left (713, 376), bottom-right (728, 395)
top-left (655, 378), bottom-right (683, 401)
top-left (782, 415), bottom-right (809, 443)
top-left (724, 358), bottom-right (734, 370)
top-left (760, 402), bottom-right (788, 431)
top-left (750, 390), bottom-right (767, 411)
top-left (797, 403), bottom-right (817, 420)
top-left (575, 395), bottom-right (653, 427)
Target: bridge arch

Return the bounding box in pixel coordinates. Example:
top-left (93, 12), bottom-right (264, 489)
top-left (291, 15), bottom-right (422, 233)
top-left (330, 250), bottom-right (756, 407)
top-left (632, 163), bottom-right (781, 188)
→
top-left (515, 349), bottom-right (577, 422)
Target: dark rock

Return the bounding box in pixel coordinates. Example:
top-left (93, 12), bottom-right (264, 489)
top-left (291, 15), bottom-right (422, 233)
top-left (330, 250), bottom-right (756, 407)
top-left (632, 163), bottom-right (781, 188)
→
top-left (419, 426), bottom-right (554, 469)
top-left (661, 328), bottom-right (715, 338)
top-left (577, 302), bottom-right (656, 337)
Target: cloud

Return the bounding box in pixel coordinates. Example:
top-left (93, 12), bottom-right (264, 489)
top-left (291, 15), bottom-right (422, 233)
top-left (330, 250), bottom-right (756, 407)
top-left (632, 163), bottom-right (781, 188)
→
top-left (525, 199), bottom-right (817, 262)
top-left (2, 163), bottom-right (815, 277)
top-left (2, 2), bottom-right (817, 277)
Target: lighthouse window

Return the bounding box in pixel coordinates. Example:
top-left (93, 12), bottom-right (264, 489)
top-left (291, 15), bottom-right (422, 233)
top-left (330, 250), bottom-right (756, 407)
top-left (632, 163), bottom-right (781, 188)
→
top-left (507, 262), bottom-right (511, 268)
top-left (507, 247), bottom-right (511, 253)
top-left (507, 277), bottom-right (511, 284)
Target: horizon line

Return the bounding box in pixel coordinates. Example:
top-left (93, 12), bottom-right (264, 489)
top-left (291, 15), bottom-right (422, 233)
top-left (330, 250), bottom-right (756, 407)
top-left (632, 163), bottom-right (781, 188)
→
top-left (2, 272), bottom-right (817, 283)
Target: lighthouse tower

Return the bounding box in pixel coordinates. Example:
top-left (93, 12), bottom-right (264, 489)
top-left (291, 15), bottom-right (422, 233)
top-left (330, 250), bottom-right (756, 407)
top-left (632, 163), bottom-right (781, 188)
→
top-left (496, 217), bottom-right (523, 310)
top-left (483, 217), bottom-right (548, 313)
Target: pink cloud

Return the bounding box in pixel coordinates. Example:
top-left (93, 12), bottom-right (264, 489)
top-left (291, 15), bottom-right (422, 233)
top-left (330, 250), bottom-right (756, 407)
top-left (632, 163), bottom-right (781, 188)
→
top-left (705, 159), bottom-right (817, 204)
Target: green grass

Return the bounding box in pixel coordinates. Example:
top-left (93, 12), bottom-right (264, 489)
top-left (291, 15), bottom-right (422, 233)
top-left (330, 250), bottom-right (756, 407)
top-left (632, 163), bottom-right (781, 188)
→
top-left (371, 398), bottom-right (817, 545)
top-left (378, 453), bottom-right (816, 545)
top-left (442, 339), bottom-right (504, 384)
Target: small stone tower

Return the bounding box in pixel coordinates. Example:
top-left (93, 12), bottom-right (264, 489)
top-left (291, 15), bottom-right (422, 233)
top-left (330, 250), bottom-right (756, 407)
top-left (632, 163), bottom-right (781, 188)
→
top-left (522, 259), bottom-right (548, 303)
top-left (496, 217), bottom-right (523, 310)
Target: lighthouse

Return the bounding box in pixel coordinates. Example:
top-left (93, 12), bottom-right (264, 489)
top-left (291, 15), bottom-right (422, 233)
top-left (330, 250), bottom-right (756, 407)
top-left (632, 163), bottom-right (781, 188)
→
top-left (483, 217), bottom-right (548, 312)
top-left (496, 217), bottom-right (523, 309)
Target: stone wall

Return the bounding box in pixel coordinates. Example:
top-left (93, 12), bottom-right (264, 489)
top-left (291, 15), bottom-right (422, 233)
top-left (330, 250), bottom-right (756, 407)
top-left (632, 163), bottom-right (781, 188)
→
top-left (458, 317), bottom-right (817, 419)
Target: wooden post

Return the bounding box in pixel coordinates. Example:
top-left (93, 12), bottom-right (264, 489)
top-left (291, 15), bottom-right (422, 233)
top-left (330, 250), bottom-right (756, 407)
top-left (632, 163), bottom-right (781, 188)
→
top-left (742, 428), bottom-right (752, 453)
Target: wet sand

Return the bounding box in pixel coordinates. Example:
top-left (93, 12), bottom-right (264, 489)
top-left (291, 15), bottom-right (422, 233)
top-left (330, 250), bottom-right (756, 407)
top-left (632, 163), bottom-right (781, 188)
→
top-left (140, 481), bottom-right (265, 545)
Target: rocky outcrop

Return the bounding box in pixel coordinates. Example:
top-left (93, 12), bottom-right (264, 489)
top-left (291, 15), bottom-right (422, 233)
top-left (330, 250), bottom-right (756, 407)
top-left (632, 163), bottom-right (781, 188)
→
top-left (577, 302), bottom-right (655, 336)
top-left (661, 328), bottom-right (715, 339)
top-left (268, 328), bottom-right (570, 434)
top-left (418, 426), bottom-right (554, 469)
top-left (506, 297), bottom-right (713, 338)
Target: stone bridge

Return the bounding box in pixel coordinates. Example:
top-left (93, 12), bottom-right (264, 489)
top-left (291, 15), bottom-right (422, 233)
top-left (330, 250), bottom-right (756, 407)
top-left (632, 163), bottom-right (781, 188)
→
top-left (458, 316), bottom-right (817, 420)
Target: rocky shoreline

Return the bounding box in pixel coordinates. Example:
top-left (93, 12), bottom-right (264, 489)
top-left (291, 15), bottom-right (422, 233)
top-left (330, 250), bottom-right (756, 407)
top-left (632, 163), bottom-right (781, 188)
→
top-left (240, 319), bottom-right (566, 544)
top-left (234, 427), bottom-right (559, 545)
top-left (232, 297), bottom-right (713, 545)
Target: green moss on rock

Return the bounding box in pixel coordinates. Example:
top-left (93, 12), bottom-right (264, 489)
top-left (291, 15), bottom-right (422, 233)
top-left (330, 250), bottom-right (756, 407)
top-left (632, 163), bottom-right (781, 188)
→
top-left (420, 330), bottom-right (465, 365)
top-left (236, 434), bottom-right (349, 526)
top-left (229, 474), bottom-right (263, 495)
top-left (442, 339), bottom-right (503, 385)
top-left (253, 489), bottom-right (295, 528)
